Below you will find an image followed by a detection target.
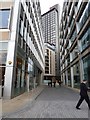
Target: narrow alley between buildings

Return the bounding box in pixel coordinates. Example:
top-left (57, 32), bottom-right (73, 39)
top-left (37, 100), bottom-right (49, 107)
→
top-left (3, 85), bottom-right (89, 118)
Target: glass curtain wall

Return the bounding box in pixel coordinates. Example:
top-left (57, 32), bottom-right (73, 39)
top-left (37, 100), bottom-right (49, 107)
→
top-left (83, 54), bottom-right (90, 87)
top-left (28, 58), bottom-right (34, 90)
top-left (14, 54), bottom-right (26, 96)
top-left (0, 41), bottom-right (8, 96)
top-left (68, 68), bottom-right (71, 87)
top-left (73, 63), bottom-right (80, 88)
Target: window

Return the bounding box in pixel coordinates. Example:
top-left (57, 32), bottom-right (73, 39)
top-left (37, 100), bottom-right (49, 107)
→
top-left (81, 27), bottom-right (90, 51)
top-left (20, 4), bottom-right (24, 20)
top-left (83, 54), bottom-right (90, 86)
top-left (0, 51), bottom-right (7, 66)
top-left (0, 42), bottom-right (8, 50)
top-left (0, 9), bottom-right (10, 29)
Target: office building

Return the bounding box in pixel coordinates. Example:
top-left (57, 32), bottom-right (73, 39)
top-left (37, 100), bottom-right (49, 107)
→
top-left (44, 43), bottom-right (55, 81)
top-left (42, 4), bottom-right (60, 80)
top-left (0, 0), bottom-right (44, 99)
top-left (60, 0), bottom-right (90, 88)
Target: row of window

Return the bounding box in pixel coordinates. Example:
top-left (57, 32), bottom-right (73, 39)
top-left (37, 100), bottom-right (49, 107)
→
top-left (83, 54), bottom-right (90, 85)
top-left (18, 3), bottom-right (44, 64)
top-left (79, 2), bottom-right (90, 30)
top-left (81, 27), bottom-right (90, 51)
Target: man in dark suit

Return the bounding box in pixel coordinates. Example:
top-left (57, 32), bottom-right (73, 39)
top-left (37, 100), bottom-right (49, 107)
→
top-left (76, 79), bottom-right (90, 110)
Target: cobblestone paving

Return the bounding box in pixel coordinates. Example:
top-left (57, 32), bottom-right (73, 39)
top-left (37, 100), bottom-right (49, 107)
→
top-left (4, 86), bottom-right (89, 118)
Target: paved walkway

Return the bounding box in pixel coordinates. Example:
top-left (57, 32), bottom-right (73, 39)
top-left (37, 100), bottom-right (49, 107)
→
top-left (2, 85), bottom-right (45, 118)
top-left (3, 85), bottom-right (89, 118)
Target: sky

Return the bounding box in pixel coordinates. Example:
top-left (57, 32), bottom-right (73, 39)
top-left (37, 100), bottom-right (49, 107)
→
top-left (40, 0), bottom-right (64, 18)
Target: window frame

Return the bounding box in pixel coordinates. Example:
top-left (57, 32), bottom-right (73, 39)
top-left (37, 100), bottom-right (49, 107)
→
top-left (0, 9), bottom-right (10, 29)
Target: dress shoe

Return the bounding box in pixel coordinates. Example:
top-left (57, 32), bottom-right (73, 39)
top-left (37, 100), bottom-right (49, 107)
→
top-left (76, 107), bottom-right (81, 110)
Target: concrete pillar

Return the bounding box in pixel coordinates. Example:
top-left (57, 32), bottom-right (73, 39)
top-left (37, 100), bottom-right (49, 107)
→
top-left (63, 73), bottom-right (65, 85)
top-left (71, 67), bottom-right (74, 88)
top-left (66, 70), bottom-right (68, 86)
top-left (27, 74), bottom-right (30, 92)
top-left (79, 59), bottom-right (84, 82)
top-left (33, 77), bottom-right (36, 89)
top-left (39, 72), bottom-right (43, 85)
top-left (3, 0), bottom-right (20, 99)
top-left (77, 40), bottom-right (84, 82)
top-left (70, 52), bottom-right (73, 62)
top-left (61, 74), bottom-right (63, 82)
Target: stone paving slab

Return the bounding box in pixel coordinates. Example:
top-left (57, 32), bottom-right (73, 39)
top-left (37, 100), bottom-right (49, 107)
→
top-left (1, 85), bottom-right (45, 118)
top-left (5, 100), bottom-right (88, 118)
top-left (3, 86), bottom-right (89, 118)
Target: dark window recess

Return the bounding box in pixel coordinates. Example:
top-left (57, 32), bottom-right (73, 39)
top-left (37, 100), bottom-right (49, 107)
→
top-left (24, 14), bottom-right (27, 27)
top-left (23, 40), bottom-right (26, 51)
top-left (26, 44), bottom-right (29, 54)
top-left (23, 27), bottom-right (25, 39)
top-left (28, 2), bottom-right (31, 13)
top-left (19, 19), bottom-right (21, 34)
top-left (26, 1), bottom-right (28, 6)
top-left (18, 34), bottom-right (22, 47)
top-left (29, 26), bottom-right (31, 37)
top-left (27, 20), bottom-right (29, 33)
top-left (29, 48), bottom-right (31, 56)
top-left (20, 4), bottom-right (24, 20)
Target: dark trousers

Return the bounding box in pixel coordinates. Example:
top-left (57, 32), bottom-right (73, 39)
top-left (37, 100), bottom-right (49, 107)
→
top-left (53, 82), bottom-right (56, 87)
top-left (76, 95), bottom-right (90, 109)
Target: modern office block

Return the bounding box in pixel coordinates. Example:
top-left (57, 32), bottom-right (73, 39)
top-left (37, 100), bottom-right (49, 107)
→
top-left (42, 4), bottom-right (60, 80)
top-left (44, 43), bottom-right (55, 81)
top-left (60, 0), bottom-right (90, 88)
top-left (0, 0), bottom-right (44, 99)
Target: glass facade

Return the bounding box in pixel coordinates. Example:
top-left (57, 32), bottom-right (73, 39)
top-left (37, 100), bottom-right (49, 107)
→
top-left (83, 54), bottom-right (90, 87)
top-left (67, 68), bottom-right (71, 87)
top-left (14, 53), bottom-right (35, 96)
top-left (14, 54), bottom-right (26, 96)
top-left (60, 0), bottom-right (90, 89)
top-left (28, 58), bottom-right (34, 90)
top-left (0, 51), bottom-right (7, 96)
top-left (1, 0), bottom-right (44, 99)
top-left (73, 63), bottom-right (80, 89)
top-left (81, 27), bottom-right (90, 51)
top-left (79, 2), bottom-right (90, 31)
top-left (0, 41), bottom-right (8, 96)
top-left (0, 9), bottom-right (10, 29)
top-left (0, 51), bottom-right (7, 66)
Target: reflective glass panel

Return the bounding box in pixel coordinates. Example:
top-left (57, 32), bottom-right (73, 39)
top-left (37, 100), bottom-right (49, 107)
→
top-left (0, 9), bottom-right (10, 29)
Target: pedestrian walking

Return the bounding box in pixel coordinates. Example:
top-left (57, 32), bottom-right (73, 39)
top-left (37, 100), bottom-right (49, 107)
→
top-left (76, 79), bottom-right (90, 110)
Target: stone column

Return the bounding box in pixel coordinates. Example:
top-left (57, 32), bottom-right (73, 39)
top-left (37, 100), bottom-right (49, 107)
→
top-left (66, 70), bottom-right (68, 86)
top-left (3, 0), bottom-right (20, 99)
top-left (33, 77), bottom-right (36, 89)
top-left (27, 74), bottom-right (30, 92)
top-left (71, 67), bottom-right (74, 88)
top-left (63, 73), bottom-right (65, 85)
